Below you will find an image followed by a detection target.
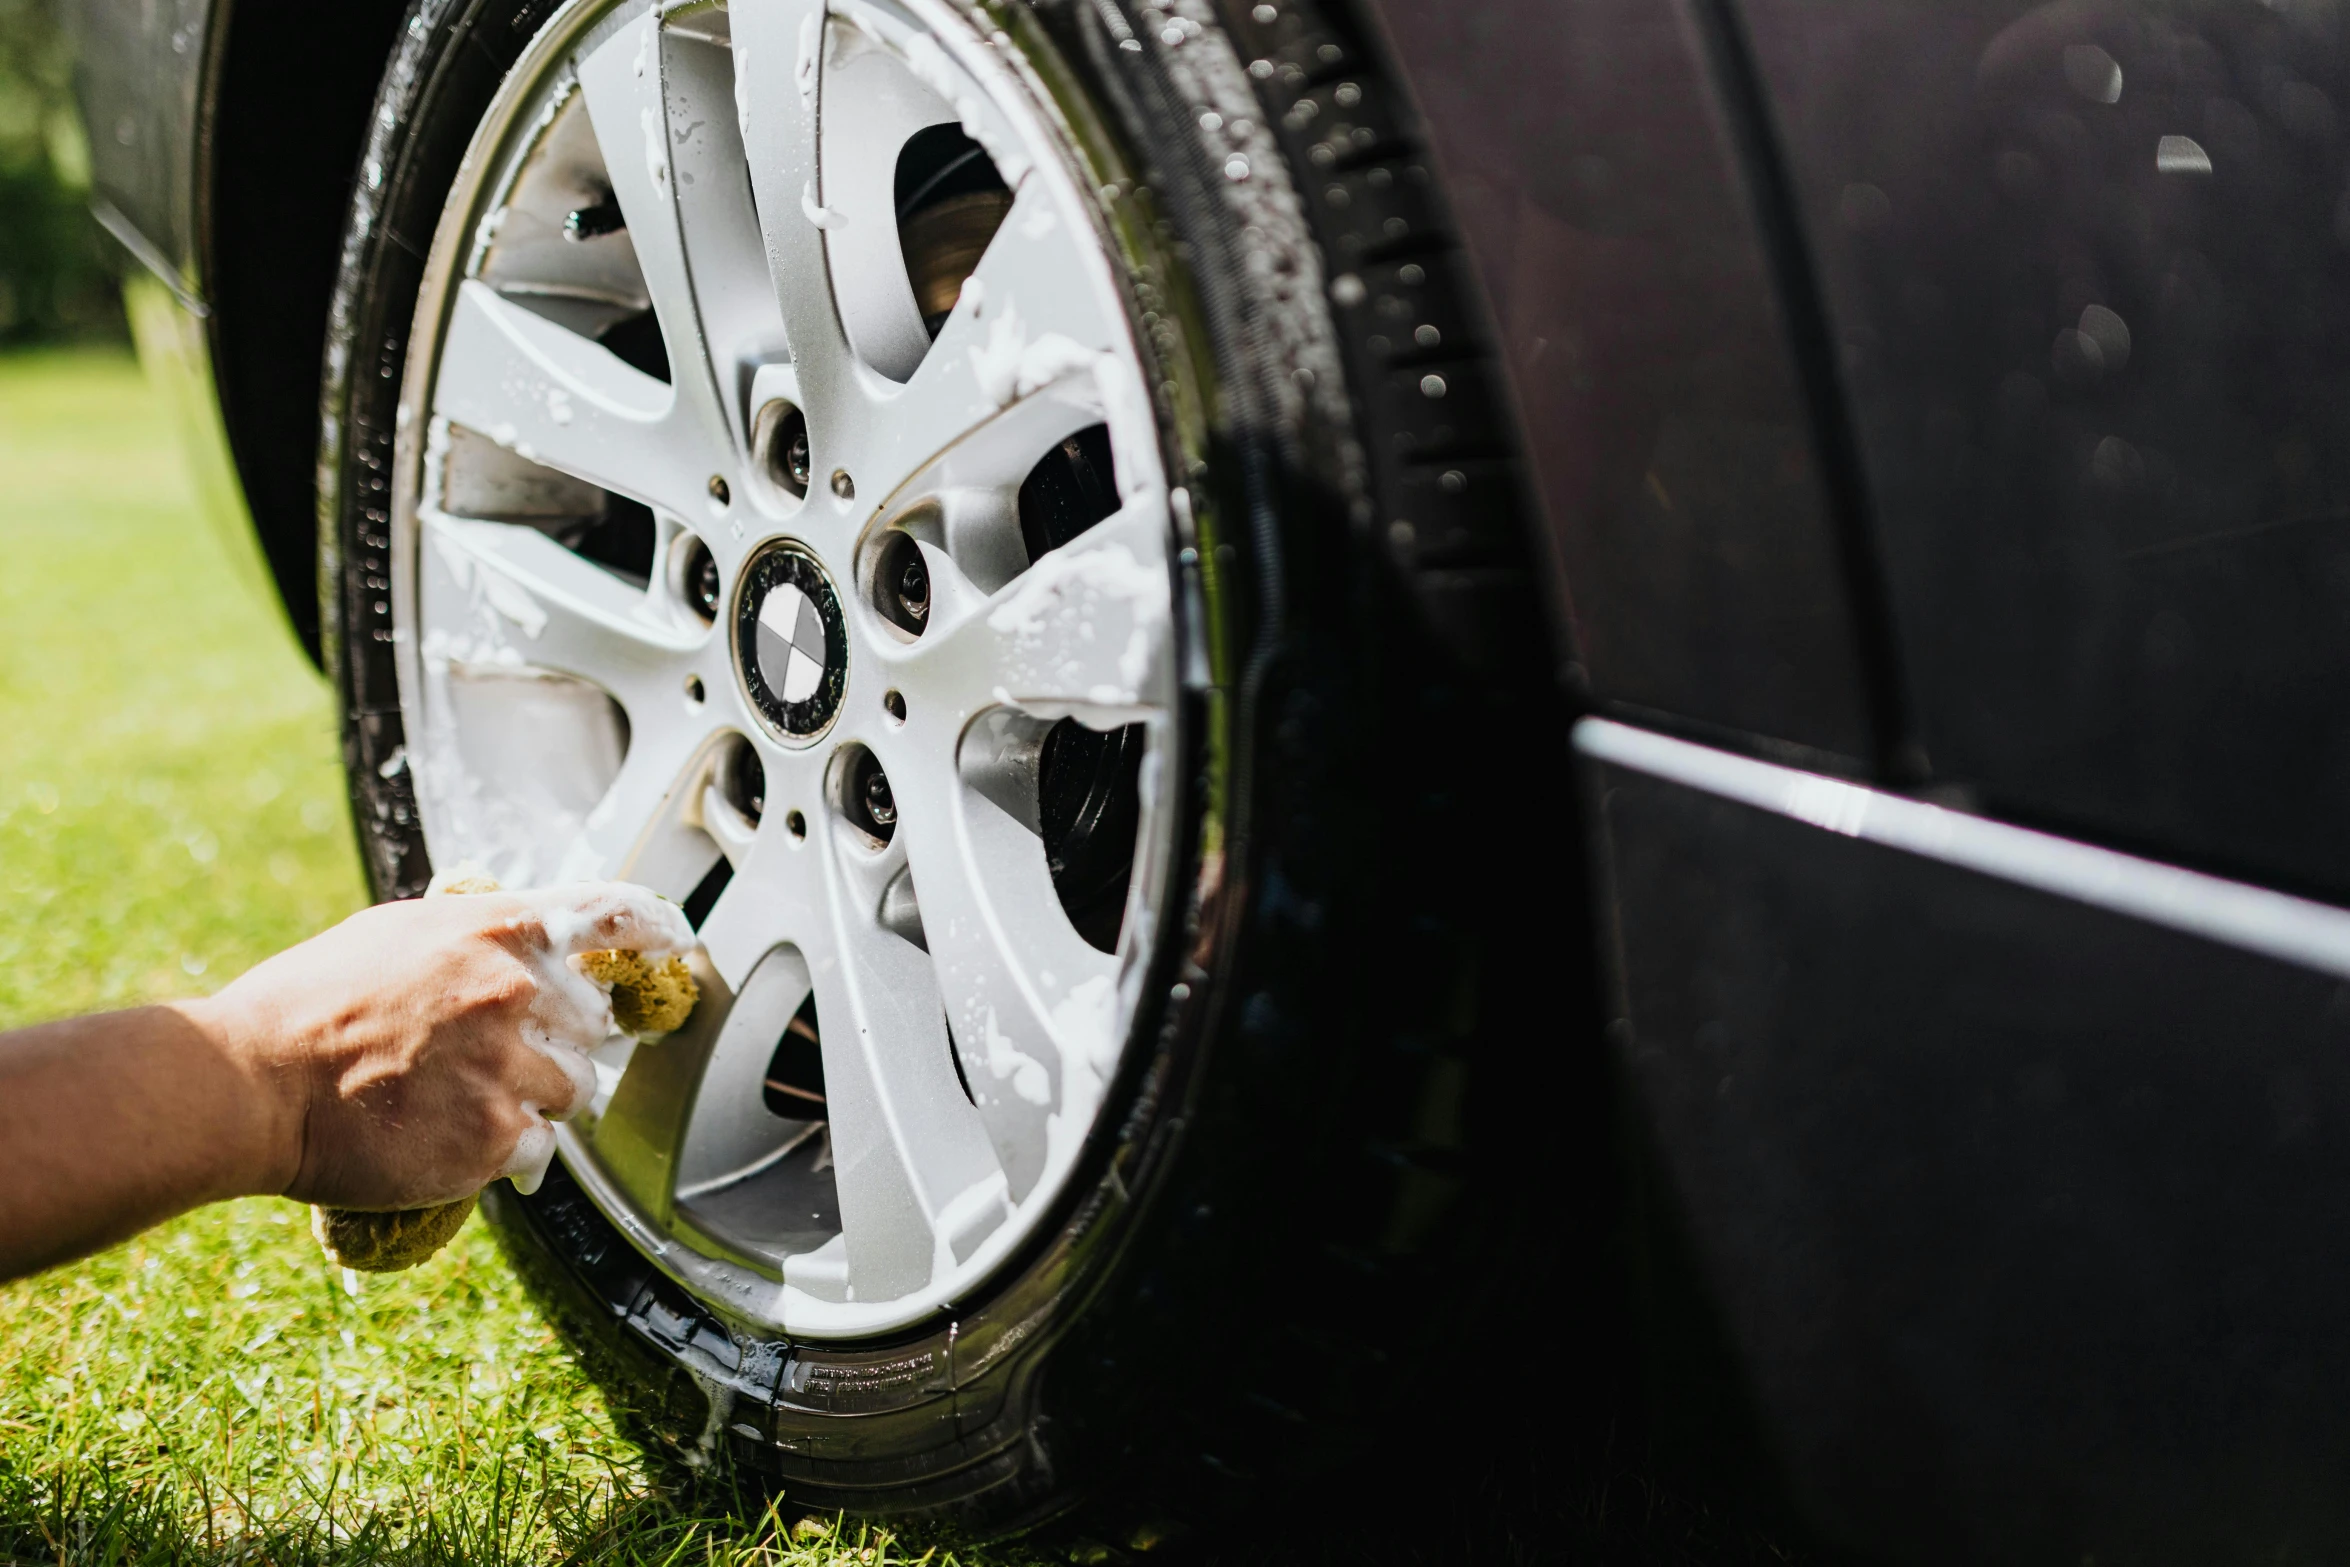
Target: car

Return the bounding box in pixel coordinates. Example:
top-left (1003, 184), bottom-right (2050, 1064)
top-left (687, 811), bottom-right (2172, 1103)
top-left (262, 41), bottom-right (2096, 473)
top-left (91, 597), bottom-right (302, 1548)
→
top-left (60, 0), bottom-right (2350, 1554)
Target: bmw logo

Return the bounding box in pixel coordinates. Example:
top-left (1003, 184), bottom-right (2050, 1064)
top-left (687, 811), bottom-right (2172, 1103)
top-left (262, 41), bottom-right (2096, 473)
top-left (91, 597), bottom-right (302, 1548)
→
top-left (735, 542), bottom-right (847, 741)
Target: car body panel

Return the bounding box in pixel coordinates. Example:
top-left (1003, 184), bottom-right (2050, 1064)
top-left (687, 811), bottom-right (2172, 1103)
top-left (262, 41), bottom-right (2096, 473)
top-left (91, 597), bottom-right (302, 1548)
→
top-left (1733, 0), bottom-right (2350, 900)
top-left (1359, 0), bottom-right (1885, 769)
top-left (1586, 718), bottom-right (2350, 1560)
top-left (66, 0), bottom-right (415, 662)
top-left (68, 0), bottom-right (212, 298)
top-left (1357, 0), bottom-right (2350, 1554)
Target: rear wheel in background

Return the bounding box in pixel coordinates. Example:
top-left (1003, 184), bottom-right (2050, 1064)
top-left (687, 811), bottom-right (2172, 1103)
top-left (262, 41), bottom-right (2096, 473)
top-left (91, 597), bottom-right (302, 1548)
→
top-left (318, 0), bottom-right (1604, 1538)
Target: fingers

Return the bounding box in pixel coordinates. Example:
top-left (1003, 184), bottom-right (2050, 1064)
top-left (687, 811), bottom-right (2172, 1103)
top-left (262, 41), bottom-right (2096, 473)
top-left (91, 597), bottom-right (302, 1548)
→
top-left (523, 882), bottom-right (697, 961)
top-left (529, 963), bottom-right (616, 1054)
top-left (482, 1045), bottom-right (586, 1204)
top-left (517, 1023), bottom-right (600, 1120)
top-left (499, 1112), bottom-right (557, 1195)
top-left (494, 1041), bottom-right (588, 1198)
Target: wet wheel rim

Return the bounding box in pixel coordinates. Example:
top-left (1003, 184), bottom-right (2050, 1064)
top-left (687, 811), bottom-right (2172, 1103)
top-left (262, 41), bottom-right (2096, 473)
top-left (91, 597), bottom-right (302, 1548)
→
top-left (386, 0), bottom-right (1179, 1338)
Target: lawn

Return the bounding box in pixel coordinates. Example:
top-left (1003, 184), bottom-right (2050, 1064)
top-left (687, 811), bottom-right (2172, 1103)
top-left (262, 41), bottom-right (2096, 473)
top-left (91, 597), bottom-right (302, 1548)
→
top-left (0, 350), bottom-right (934, 1567)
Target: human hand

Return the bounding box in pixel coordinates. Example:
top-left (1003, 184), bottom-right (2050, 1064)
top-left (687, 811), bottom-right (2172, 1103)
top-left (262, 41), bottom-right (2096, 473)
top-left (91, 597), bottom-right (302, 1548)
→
top-left (191, 882), bottom-right (694, 1210)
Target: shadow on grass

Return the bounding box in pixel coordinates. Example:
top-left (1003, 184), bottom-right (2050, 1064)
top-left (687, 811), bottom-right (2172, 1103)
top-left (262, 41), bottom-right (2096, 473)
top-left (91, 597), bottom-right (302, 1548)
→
top-left (0, 1451), bottom-right (930, 1567)
top-left (1067, 1459), bottom-right (1822, 1567)
top-left (0, 1448), bottom-right (1826, 1567)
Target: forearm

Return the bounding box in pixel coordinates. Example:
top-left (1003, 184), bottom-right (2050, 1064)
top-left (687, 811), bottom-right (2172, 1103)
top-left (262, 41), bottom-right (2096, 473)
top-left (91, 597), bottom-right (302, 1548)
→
top-left (0, 883), bottom-right (688, 1283)
top-left (0, 1001), bottom-right (296, 1280)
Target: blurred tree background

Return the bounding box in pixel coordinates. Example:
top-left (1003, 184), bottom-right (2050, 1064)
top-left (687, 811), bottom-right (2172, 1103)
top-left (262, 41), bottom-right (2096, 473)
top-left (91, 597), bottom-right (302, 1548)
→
top-left (0, 0), bottom-right (121, 343)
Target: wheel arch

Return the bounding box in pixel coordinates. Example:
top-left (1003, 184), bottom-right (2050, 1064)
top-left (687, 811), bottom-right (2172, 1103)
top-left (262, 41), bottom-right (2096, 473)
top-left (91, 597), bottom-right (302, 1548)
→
top-left (201, 0), bottom-right (413, 665)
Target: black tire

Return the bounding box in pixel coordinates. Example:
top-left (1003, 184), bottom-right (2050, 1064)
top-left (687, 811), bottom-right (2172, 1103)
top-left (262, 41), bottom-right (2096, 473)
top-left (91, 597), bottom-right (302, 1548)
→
top-left (316, 0), bottom-right (1611, 1542)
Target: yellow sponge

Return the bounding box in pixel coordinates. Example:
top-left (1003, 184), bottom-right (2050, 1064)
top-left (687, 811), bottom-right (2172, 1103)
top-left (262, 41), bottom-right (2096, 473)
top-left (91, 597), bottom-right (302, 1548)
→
top-left (578, 947), bottom-right (698, 1036)
top-left (311, 869), bottom-right (697, 1271)
top-left (312, 1194), bottom-right (477, 1272)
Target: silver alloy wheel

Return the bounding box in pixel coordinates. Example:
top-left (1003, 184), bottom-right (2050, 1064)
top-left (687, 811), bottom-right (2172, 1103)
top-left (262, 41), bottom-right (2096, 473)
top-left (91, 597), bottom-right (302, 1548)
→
top-left (387, 0), bottom-right (1179, 1338)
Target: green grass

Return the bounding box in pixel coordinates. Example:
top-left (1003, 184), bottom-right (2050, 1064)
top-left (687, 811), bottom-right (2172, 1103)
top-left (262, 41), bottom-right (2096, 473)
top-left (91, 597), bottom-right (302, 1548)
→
top-left (0, 350), bottom-right (951, 1567)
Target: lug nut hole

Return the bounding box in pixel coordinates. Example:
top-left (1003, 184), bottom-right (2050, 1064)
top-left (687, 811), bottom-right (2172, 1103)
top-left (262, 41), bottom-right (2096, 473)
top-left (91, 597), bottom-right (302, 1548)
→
top-left (684, 674), bottom-right (705, 706)
top-left (873, 531), bottom-right (931, 636)
top-left (753, 401), bottom-right (811, 499)
top-left (717, 736), bottom-right (765, 825)
top-left (677, 534), bottom-right (722, 623)
top-left (786, 809), bottom-right (808, 842)
top-left (839, 745), bottom-right (897, 845)
top-left (707, 474), bottom-right (731, 507)
top-left (883, 689), bottom-right (907, 723)
top-left (830, 468), bottom-right (856, 501)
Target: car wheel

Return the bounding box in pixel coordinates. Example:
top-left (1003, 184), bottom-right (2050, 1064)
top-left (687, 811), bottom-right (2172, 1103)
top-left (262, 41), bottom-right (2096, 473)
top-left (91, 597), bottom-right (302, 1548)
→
top-left (317, 0), bottom-right (1601, 1533)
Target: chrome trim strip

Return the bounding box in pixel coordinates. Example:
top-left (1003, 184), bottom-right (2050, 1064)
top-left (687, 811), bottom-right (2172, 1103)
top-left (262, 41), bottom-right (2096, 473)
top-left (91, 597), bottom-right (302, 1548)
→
top-left (90, 198), bottom-right (207, 317)
top-left (1576, 716), bottom-right (2350, 982)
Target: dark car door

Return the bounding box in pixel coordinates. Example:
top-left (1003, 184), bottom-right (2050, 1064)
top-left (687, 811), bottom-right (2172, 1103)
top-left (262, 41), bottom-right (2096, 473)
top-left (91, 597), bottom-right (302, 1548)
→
top-left (1365, 0), bottom-right (2350, 1559)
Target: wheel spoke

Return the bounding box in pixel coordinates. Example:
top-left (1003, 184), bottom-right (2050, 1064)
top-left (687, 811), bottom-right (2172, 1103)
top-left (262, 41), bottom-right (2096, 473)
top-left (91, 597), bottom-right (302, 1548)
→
top-left (814, 13), bottom-right (957, 383)
top-left (584, 951), bottom-right (732, 1222)
top-left (901, 500), bottom-right (1172, 728)
top-left (419, 509), bottom-right (697, 696)
top-left (837, 179), bottom-right (1135, 511)
top-left (434, 281), bottom-right (715, 518)
top-left (731, 0), bottom-right (855, 398)
top-left (672, 945), bottom-right (820, 1199)
top-left (655, 17), bottom-right (790, 455)
top-left (708, 816), bottom-right (1009, 1299)
top-left (560, 721), bottom-right (732, 892)
top-left (416, 509), bottom-right (724, 892)
top-left (575, 13), bottom-right (748, 477)
top-left (816, 860), bottom-right (1011, 1299)
top-left (886, 740), bottom-right (1121, 1202)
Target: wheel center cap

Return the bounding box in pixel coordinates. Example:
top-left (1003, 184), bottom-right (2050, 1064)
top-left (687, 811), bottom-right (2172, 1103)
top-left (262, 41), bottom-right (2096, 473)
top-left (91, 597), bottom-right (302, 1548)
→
top-left (736, 542), bottom-right (847, 741)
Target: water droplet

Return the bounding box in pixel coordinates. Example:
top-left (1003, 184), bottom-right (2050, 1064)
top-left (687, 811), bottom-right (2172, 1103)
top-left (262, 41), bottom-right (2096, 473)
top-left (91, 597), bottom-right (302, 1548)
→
top-left (2051, 326), bottom-right (2106, 384)
top-left (2078, 303), bottom-right (2131, 371)
top-left (2062, 43), bottom-right (2122, 105)
top-left (2157, 134), bottom-right (2212, 175)
top-left (2092, 434), bottom-right (2146, 490)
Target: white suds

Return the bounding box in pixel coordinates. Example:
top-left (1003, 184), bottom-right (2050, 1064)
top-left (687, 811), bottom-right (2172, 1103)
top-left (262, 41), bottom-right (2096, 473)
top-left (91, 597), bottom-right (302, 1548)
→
top-left (796, 10), bottom-right (821, 102)
top-left (986, 535), bottom-right (1169, 713)
top-left (982, 1006), bottom-right (1052, 1105)
top-left (966, 301), bottom-right (1104, 410)
top-left (642, 106), bottom-right (670, 193)
top-left (801, 181), bottom-right (845, 229)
